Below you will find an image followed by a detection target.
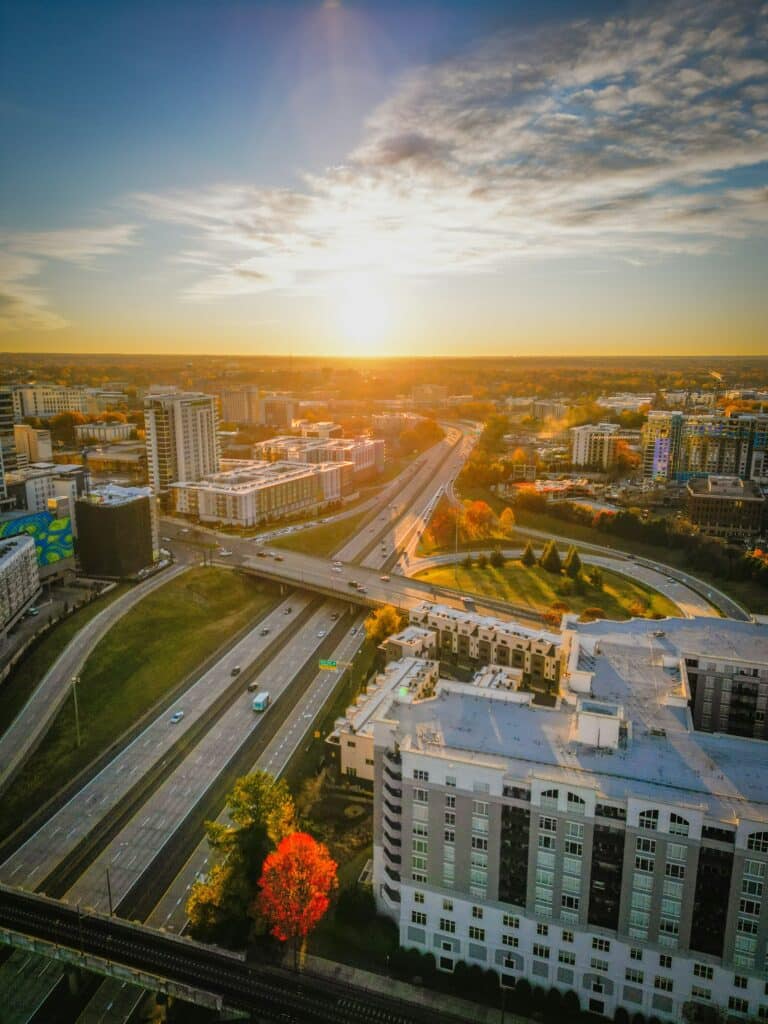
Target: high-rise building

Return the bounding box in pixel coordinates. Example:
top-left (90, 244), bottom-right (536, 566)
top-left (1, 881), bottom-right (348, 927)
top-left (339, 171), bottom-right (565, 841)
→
top-left (0, 387), bottom-right (18, 474)
top-left (0, 535), bottom-right (40, 630)
top-left (219, 387), bottom-right (261, 424)
top-left (366, 609), bottom-right (768, 1022)
top-left (75, 485), bottom-right (156, 578)
top-left (144, 392), bottom-right (220, 495)
top-left (641, 411), bottom-right (685, 480)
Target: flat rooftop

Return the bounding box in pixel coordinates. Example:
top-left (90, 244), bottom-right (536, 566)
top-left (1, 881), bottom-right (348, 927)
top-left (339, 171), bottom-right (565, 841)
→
top-left (172, 459), bottom-right (351, 493)
top-left (386, 616), bottom-right (768, 822)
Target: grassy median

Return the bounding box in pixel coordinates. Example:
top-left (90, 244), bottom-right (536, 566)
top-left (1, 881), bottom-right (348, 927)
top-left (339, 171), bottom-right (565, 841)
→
top-left (271, 509), bottom-right (372, 558)
top-left (415, 561), bottom-right (680, 620)
top-left (0, 567), bottom-right (279, 838)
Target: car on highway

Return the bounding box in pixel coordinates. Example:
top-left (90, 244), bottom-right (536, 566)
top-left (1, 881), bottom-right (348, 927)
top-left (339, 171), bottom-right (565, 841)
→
top-left (218, 548), bottom-right (233, 556)
top-left (231, 665), bottom-right (241, 676)
top-left (350, 627), bottom-right (357, 635)
top-left (180, 528), bottom-right (189, 534)
top-left (170, 710), bottom-right (184, 724)
top-left (256, 551), bottom-right (268, 558)
top-left (347, 580), bottom-right (358, 588)
top-left (358, 586), bottom-right (367, 593)
top-left (274, 555), bottom-right (284, 562)
top-left (379, 574), bottom-right (390, 581)
top-left (330, 612), bottom-right (339, 620)
top-left (284, 606), bottom-right (292, 614)
top-left (317, 630), bottom-right (326, 638)
top-left (332, 566), bottom-right (343, 573)
top-left (260, 627), bottom-right (270, 636)
top-left (162, 535), bottom-right (172, 542)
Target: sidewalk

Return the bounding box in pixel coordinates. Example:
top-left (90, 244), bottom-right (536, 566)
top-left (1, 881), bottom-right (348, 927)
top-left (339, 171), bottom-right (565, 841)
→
top-left (300, 953), bottom-right (530, 1024)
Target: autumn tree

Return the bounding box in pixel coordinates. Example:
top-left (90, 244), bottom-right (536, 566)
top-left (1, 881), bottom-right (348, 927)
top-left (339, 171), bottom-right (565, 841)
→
top-left (520, 541), bottom-right (537, 568)
top-left (255, 832), bottom-right (338, 969)
top-left (563, 546), bottom-right (582, 579)
top-left (463, 499), bottom-right (498, 540)
top-left (427, 502), bottom-right (461, 548)
top-left (365, 604), bottom-right (407, 644)
top-left (187, 771), bottom-right (296, 945)
top-left (499, 506), bottom-right (515, 535)
top-left (538, 539), bottom-right (562, 574)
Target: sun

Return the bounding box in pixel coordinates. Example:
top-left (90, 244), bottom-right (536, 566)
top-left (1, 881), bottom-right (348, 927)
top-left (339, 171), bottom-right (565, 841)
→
top-left (333, 275), bottom-right (392, 356)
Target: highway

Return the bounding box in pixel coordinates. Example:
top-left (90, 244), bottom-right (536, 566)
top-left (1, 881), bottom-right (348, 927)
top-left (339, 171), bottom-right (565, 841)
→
top-left (0, 563), bottom-right (188, 800)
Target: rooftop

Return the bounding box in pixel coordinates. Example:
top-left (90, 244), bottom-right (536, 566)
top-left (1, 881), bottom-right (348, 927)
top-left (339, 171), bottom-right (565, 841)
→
top-left (77, 484), bottom-right (150, 507)
top-left (172, 458), bottom-right (351, 493)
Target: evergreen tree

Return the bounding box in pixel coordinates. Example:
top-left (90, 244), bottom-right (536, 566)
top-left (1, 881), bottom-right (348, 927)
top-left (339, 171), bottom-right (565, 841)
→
top-left (539, 539), bottom-right (562, 574)
top-left (490, 547), bottom-right (505, 568)
top-left (520, 540), bottom-right (536, 567)
top-left (563, 545), bottom-right (582, 578)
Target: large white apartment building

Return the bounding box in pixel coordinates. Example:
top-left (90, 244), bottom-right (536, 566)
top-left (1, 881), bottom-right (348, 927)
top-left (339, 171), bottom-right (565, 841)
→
top-left (253, 435), bottom-right (385, 478)
top-left (144, 392), bottom-right (220, 495)
top-left (13, 385), bottom-right (90, 419)
top-left (170, 458), bottom-right (353, 527)
top-left (74, 421), bottom-right (134, 444)
top-left (4, 463), bottom-right (87, 519)
top-left (0, 535), bottom-right (40, 629)
top-left (368, 611), bottom-right (768, 1023)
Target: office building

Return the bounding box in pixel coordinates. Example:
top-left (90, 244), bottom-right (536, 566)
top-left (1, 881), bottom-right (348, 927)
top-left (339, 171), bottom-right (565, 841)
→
top-left (75, 485), bottom-right (156, 578)
top-left (74, 421), bottom-right (134, 444)
top-left (219, 387), bottom-right (261, 424)
top-left (685, 476), bottom-right (765, 541)
top-left (171, 459), bottom-right (353, 527)
top-left (370, 613), bottom-right (768, 1022)
top-left (291, 419), bottom-right (342, 439)
top-left (13, 385), bottom-right (90, 419)
top-left (533, 399), bottom-right (570, 421)
top-left (13, 424), bottom-right (52, 468)
top-left (258, 394), bottom-right (295, 427)
top-left (0, 534), bottom-right (40, 630)
top-left (253, 435), bottom-right (384, 479)
top-left (4, 463), bottom-right (87, 518)
top-left (570, 424), bottom-right (621, 469)
top-left (144, 392), bottom-right (220, 495)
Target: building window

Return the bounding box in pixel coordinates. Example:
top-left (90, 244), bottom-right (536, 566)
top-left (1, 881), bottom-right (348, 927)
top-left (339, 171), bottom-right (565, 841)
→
top-left (729, 997), bottom-right (749, 1014)
top-left (538, 834), bottom-right (555, 850)
top-left (659, 954), bottom-right (673, 969)
top-left (734, 975), bottom-right (748, 989)
top-left (414, 770), bottom-right (429, 782)
top-left (539, 816), bottom-right (557, 832)
top-left (469, 926), bottom-right (485, 941)
top-left (442, 899), bottom-right (453, 911)
top-left (471, 836), bottom-right (488, 851)
top-left (414, 892), bottom-right (425, 904)
top-left (472, 800), bottom-right (489, 816)
top-left (503, 915), bottom-right (519, 929)
top-left (439, 918), bottom-right (455, 934)
top-left (667, 843), bottom-right (687, 862)
top-left (669, 813), bottom-right (689, 837)
top-left (444, 829), bottom-right (455, 844)
top-left (561, 895), bottom-right (580, 910)
top-left (692, 986), bottom-right (712, 1001)
top-left (502, 934), bottom-right (518, 947)
top-left (693, 964), bottom-right (714, 980)
top-left (590, 958), bottom-right (609, 973)
top-left (592, 938), bottom-right (610, 952)
top-left (537, 923), bottom-right (549, 936)
top-left (445, 775), bottom-right (456, 788)
top-left (444, 811), bottom-right (456, 826)
top-left (532, 944), bottom-right (550, 960)
top-left (561, 930), bottom-right (574, 944)
top-left (559, 950), bottom-right (576, 965)
top-left (654, 976), bottom-right (673, 992)
top-left (639, 809), bottom-right (659, 831)
top-left (636, 837), bottom-right (656, 854)
top-left (626, 968), bottom-right (644, 984)
top-left (747, 832), bottom-right (768, 853)
top-left (630, 948), bottom-right (643, 961)
top-left (413, 788), bottom-right (428, 804)
top-left (411, 911), bottom-right (427, 926)
top-left (472, 906), bottom-right (483, 919)
top-left (445, 794), bottom-right (456, 808)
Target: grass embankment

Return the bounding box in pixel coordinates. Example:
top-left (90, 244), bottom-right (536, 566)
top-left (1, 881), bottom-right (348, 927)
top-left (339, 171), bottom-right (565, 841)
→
top-left (271, 509), bottom-right (372, 558)
top-left (415, 561), bottom-right (680, 620)
top-left (0, 567), bottom-right (278, 838)
top-left (0, 584), bottom-right (131, 735)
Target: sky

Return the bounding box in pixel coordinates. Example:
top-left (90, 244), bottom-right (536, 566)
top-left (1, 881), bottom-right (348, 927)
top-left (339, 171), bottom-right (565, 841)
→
top-left (0, 0), bottom-right (767, 358)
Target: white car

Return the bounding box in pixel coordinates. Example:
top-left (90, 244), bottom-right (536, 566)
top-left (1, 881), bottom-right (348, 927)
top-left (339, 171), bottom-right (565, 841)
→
top-left (317, 630), bottom-right (326, 638)
top-left (218, 548), bottom-right (233, 556)
top-left (170, 710), bottom-right (184, 724)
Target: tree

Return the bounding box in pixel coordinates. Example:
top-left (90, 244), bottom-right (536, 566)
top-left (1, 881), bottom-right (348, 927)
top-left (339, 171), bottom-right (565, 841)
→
top-left (463, 499), bottom-right (498, 540)
top-left (520, 541), bottom-right (537, 567)
top-left (186, 771), bottom-right (295, 944)
top-left (499, 506), bottom-right (515, 535)
top-left (477, 552), bottom-right (488, 569)
top-left (255, 831), bottom-right (338, 968)
top-left (581, 606), bottom-right (607, 622)
top-left (490, 547), bottom-right (505, 568)
top-left (365, 604), bottom-right (407, 644)
top-left (590, 567), bottom-right (604, 590)
top-left (539, 539), bottom-right (562, 574)
top-left (461, 553), bottom-right (473, 569)
top-left (563, 546), bottom-right (582, 579)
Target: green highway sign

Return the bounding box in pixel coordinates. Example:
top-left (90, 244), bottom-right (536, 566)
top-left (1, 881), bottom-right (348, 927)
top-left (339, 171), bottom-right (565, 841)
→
top-left (319, 659), bottom-right (337, 670)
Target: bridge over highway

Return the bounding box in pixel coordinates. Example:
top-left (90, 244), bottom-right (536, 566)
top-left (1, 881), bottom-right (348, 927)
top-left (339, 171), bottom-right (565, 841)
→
top-left (0, 883), bottom-right (470, 1024)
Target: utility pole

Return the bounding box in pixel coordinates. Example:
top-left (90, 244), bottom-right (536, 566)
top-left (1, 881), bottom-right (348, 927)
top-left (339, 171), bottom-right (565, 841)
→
top-left (71, 675), bottom-right (81, 748)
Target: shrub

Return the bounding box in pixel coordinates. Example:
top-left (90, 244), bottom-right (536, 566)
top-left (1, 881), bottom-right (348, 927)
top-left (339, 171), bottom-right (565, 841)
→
top-left (477, 553), bottom-right (488, 569)
top-left (490, 547), bottom-right (505, 568)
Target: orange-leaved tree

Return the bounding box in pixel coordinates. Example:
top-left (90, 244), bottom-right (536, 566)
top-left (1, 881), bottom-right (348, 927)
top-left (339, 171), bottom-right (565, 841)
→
top-left (256, 832), bottom-right (338, 969)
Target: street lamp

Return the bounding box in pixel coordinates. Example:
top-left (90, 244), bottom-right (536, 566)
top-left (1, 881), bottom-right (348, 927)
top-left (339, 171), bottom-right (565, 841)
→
top-left (71, 675), bottom-right (82, 748)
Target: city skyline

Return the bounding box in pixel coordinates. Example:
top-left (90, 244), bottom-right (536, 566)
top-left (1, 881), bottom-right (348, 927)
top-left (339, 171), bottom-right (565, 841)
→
top-left (1, 0), bottom-right (767, 357)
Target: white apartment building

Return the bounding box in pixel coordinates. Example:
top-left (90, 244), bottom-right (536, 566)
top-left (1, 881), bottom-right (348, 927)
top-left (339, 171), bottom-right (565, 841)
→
top-left (253, 435), bottom-right (385, 478)
top-left (13, 425), bottom-right (52, 467)
top-left (74, 422), bottom-right (134, 444)
top-left (144, 392), bottom-right (220, 495)
top-left (4, 463), bottom-right (86, 522)
top-left (370, 614), bottom-right (768, 1023)
top-left (171, 458), bottom-right (353, 527)
top-left (0, 535), bottom-right (40, 629)
top-left (570, 423), bottom-right (621, 468)
top-left (13, 385), bottom-right (90, 419)
top-left (219, 387), bottom-right (260, 424)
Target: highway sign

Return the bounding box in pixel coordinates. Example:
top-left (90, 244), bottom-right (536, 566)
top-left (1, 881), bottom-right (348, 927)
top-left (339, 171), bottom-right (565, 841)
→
top-left (319, 659), bottom-right (337, 670)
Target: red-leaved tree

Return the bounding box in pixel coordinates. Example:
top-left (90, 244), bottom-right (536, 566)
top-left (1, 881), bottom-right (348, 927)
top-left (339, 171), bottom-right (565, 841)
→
top-left (255, 832), bottom-right (337, 968)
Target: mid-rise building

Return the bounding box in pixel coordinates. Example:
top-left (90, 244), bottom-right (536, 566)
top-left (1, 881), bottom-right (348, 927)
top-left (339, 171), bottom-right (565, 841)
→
top-left (370, 614), bottom-right (768, 1023)
top-left (533, 399), bottom-right (570, 421)
top-left (372, 412), bottom-right (426, 434)
top-left (75, 485), bottom-right (156, 578)
top-left (4, 463), bottom-right (87, 519)
top-left (144, 391), bottom-right (220, 495)
top-left (570, 424), bottom-right (621, 469)
top-left (219, 387), bottom-right (261, 424)
top-left (253, 435), bottom-right (384, 479)
top-left (13, 385), bottom-right (90, 419)
top-left (74, 421), bottom-right (134, 444)
top-left (291, 419), bottom-right (342, 439)
top-left (258, 394), bottom-right (295, 427)
top-left (642, 412), bottom-right (768, 484)
top-left (12, 424), bottom-right (52, 468)
top-left (170, 459), bottom-right (354, 527)
top-left (685, 476), bottom-right (765, 540)
top-left (0, 534), bottom-right (40, 630)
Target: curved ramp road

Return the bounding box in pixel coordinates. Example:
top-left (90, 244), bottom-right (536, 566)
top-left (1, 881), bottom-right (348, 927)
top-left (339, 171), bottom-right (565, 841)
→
top-left (0, 565), bottom-right (187, 799)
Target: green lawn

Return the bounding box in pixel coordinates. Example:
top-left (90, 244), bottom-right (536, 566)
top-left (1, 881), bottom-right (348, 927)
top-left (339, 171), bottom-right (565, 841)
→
top-left (0, 584), bottom-right (131, 736)
top-left (271, 509), bottom-right (372, 558)
top-left (415, 561), bottom-right (680, 620)
top-left (0, 567), bottom-right (279, 838)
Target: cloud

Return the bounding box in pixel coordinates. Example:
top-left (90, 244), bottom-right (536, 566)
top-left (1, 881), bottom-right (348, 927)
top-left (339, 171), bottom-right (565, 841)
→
top-left (134, 0), bottom-right (768, 301)
top-left (0, 225), bottom-right (138, 332)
